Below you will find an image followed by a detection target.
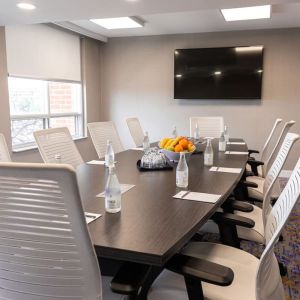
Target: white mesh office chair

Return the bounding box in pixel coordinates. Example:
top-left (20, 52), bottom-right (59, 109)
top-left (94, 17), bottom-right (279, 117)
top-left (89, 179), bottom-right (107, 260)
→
top-left (126, 117), bottom-right (145, 147)
top-left (189, 116), bottom-right (224, 138)
top-left (149, 156), bottom-right (300, 300)
top-left (0, 162), bottom-right (123, 300)
top-left (0, 133), bottom-right (11, 162)
top-left (236, 132), bottom-right (299, 243)
top-left (247, 133), bottom-right (299, 201)
top-left (249, 120), bottom-right (295, 178)
top-left (34, 127), bottom-right (84, 168)
top-left (200, 133), bottom-right (299, 238)
top-left (87, 121), bottom-right (124, 158)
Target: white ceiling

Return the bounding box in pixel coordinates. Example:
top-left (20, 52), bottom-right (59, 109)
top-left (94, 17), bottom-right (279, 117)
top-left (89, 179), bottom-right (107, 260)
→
top-left (1, 0), bottom-right (300, 38)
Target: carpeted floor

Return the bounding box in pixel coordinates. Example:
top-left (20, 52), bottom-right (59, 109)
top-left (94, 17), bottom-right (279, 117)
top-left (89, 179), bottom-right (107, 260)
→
top-left (202, 178), bottom-right (300, 300)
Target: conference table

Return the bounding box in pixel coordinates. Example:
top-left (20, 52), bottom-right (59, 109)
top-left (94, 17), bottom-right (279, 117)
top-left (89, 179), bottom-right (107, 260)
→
top-left (77, 138), bottom-right (248, 294)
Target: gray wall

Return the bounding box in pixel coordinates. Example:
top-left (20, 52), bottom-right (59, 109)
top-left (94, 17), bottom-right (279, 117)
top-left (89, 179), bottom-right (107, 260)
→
top-left (0, 27), bottom-right (102, 162)
top-left (102, 28), bottom-right (300, 168)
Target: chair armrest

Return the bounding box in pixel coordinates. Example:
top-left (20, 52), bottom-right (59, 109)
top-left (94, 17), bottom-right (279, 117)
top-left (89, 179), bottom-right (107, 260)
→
top-left (247, 160), bottom-right (264, 176)
top-left (241, 180), bottom-right (258, 188)
top-left (222, 199), bottom-right (254, 213)
top-left (166, 254), bottom-right (234, 287)
top-left (248, 149), bottom-right (259, 156)
top-left (110, 262), bottom-right (150, 295)
top-left (244, 170), bottom-right (255, 177)
top-left (211, 212), bottom-right (255, 228)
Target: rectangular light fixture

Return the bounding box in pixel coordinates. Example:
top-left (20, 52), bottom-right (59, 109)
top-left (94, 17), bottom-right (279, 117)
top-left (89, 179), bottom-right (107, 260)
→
top-left (90, 17), bottom-right (143, 29)
top-left (221, 5), bottom-right (271, 22)
top-left (235, 46), bottom-right (263, 52)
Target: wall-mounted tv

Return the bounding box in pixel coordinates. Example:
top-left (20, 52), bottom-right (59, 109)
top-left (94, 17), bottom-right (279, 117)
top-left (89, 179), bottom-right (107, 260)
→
top-left (174, 46), bottom-right (264, 100)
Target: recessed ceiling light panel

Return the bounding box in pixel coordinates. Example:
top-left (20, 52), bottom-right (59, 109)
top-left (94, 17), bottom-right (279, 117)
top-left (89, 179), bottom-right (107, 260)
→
top-left (90, 17), bottom-right (143, 29)
top-left (221, 5), bottom-right (271, 22)
top-left (17, 2), bottom-right (36, 10)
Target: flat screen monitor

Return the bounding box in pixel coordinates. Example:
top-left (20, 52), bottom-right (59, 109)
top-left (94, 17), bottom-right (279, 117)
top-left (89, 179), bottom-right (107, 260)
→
top-left (174, 46), bottom-right (264, 100)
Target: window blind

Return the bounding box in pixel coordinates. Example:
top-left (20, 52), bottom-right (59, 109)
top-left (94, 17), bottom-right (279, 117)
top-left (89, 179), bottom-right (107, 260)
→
top-left (5, 24), bottom-right (81, 82)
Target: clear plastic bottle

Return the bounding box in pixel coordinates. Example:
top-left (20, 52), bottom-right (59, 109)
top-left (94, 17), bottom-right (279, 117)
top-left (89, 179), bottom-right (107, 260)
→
top-left (105, 166), bottom-right (121, 213)
top-left (176, 152), bottom-right (189, 188)
top-left (194, 122), bottom-right (200, 140)
top-left (172, 125), bottom-right (178, 139)
top-left (219, 132), bottom-right (226, 152)
top-left (105, 140), bottom-right (115, 168)
top-left (143, 131), bottom-right (150, 151)
top-left (204, 138), bottom-right (214, 166)
top-left (224, 125), bottom-right (229, 143)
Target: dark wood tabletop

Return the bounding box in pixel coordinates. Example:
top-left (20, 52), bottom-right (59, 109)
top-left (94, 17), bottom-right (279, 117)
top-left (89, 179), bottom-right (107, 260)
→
top-left (77, 139), bottom-right (248, 266)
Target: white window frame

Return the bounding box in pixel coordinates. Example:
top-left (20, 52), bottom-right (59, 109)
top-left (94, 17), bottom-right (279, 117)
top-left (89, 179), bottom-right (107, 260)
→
top-left (9, 76), bottom-right (85, 151)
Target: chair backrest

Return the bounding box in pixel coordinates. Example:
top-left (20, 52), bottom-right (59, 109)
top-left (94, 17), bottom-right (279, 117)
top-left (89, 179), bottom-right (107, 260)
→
top-left (262, 133), bottom-right (299, 225)
top-left (189, 116), bottom-right (224, 138)
top-left (34, 127), bottom-right (84, 168)
top-left (256, 157), bottom-right (300, 300)
top-left (0, 133), bottom-right (11, 162)
top-left (87, 121), bottom-right (124, 158)
top-left (126, 117), bottom-right (145, 147)
top-left (260, 118), bottom-right (282, 162)
top-left (0, 162), bottom-right (102, 299)
top-left (262, 120), bottom-right (295, 177)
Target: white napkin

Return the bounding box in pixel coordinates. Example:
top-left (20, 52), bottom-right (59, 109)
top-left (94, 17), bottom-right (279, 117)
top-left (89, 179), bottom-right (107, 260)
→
top-left (87, 160), bottom-right (106, 165)
top-left (226, 142), bottom-right (246, 145)
top-left (85, 212), bottom-right (102, 224)
top-left (97, 184), bottom-right (136, 197)
top-left (210, 166), bottom-right (242, 174)
top-left (225, 151), bottom-right (248, 155)
top-left (131, 147), bottom-right (144, 151)
top-left (173, 191), bottom-right (221, 203)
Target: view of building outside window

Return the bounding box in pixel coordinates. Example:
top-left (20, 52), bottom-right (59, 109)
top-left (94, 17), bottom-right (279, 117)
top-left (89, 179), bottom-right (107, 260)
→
top-left (8, 77), bottom-right (83, 149)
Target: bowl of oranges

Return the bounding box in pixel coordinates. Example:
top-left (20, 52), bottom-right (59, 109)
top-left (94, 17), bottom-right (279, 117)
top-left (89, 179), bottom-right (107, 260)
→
top-left (159, 136), bottom-right (196, 162)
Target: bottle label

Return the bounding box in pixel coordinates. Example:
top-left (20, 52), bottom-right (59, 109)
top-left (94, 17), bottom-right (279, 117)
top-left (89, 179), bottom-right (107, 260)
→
top-left (105, 192), bottom-right (121, 210)
top-left (204, 153), bottom-right (214, 166)
top-left (219, 141), bottom-right (226, 151)
top-left (176, 171), bottom-right (188, 187)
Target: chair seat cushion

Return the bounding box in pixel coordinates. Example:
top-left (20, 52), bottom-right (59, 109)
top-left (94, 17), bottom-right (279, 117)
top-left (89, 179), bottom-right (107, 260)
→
top-left (246, 176), bottom-right (264, 200)
top-left (149, 242), bottom-right (259, 300)
top-left (235, 205), bottom-right (264, 244)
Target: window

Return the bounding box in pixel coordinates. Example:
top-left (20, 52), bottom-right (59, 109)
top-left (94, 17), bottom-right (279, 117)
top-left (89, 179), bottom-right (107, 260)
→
top-left (5, 24), bottom-right (83, 151)
top-left (8, 77), bottom-right (84, 150)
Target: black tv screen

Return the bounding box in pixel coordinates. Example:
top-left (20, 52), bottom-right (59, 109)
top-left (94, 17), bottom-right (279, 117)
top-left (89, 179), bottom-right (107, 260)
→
top-left (174, 46), bottom-right (264, 100)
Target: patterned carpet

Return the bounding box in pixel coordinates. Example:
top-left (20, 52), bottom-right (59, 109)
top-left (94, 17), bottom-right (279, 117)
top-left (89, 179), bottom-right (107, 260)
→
top-left (202, 178), bottom-right (300, 300)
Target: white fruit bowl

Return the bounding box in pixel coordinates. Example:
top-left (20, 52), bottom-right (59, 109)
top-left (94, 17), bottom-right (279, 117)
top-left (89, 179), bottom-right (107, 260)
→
top-left (161, 149), bottom-right (194, 162)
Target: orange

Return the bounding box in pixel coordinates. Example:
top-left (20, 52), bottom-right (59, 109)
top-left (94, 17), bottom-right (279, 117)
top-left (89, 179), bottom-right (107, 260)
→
top-left (174, 144), bottom-right (183, 152)
top-left (179, 139), bottom-right (189, 150)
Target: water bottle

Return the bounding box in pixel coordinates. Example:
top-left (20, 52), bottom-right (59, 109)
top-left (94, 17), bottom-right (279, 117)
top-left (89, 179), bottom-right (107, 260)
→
top-left (143, 131), bottom-right (150, 151)
top-left (172, 125), bottom-right (178, 138)
top-left (194, 123), bottom-right (200, 140)
top-left (204, 138), bottom-right (214, 166)
top-left (219, 132), bottom-right (226, 152)
top-left (54, 154), bottom-right (62, 163)
top-left (176, 152), bottom-right (189, 188)
top-left (105, 140), bottom-right (115, 168)
top-left (105, 166), bottom-right (121, 213)
top-left (224, 125), bottom-right (229, 143)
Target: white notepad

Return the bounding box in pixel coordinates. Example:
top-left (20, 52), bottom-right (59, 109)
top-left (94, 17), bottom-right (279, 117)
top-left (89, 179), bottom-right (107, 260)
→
top-left (225, 151), bottom-right (248, 155)
top-left (210, 166), bottom-right (242, 174)
top-left (226, 142), bottom-right (246, 145)
top-left (97, 184), bottom-right (136, 197)
top-left (173, 191), bottom-right (221, 203)
top-left (131, 147), bottom-right (144, 151)
top-left (87, 160), bottom-right (106, 165)
top-left (85, 212), bottom-right (102, 224)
